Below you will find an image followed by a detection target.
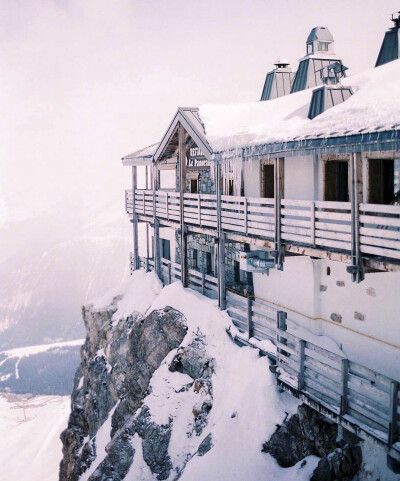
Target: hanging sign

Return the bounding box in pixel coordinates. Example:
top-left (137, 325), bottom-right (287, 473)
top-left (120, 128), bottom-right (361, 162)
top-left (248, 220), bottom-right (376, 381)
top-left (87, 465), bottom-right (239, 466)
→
top-left (186, 147), bottom-right (210, 169)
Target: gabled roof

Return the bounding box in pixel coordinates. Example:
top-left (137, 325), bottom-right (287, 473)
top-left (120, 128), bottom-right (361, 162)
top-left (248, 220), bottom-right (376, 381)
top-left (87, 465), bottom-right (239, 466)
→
top-left (122, 143), bottom-right (158, 166)
top-left (154, 107), bottom-right (213, 162)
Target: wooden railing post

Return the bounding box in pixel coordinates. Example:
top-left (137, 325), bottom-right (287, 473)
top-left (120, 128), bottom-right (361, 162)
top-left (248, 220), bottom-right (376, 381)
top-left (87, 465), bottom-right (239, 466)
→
top-left (276, 311), bottom-right (287, 360)
top-left (201, 267), bottom-right (206, 295)
top-left (298, 339), bottom-right (306, 391)
top-left (198, 194), bottom-right (201, 226)
top-left (340, 358), bottom-right (349, 415)
top-left (310, 201), bottom-right (315, 246)
top-left (244, 197), bottom-right (248, 235)
top-left (389, 381), bottom-right (399, 445)
top-left (247, 295), bottom-right (253, 340)
top-left (168, 262), bottom-right (172, 285)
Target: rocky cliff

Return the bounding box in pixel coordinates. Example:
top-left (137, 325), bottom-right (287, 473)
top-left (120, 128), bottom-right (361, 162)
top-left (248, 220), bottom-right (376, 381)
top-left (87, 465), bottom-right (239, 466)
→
top-left (59, 271), bottom-right (393, 481)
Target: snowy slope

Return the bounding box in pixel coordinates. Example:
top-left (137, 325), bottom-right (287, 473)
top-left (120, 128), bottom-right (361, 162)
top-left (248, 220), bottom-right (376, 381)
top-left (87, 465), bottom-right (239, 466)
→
top-left (0, 393), bottom-right (70, 481)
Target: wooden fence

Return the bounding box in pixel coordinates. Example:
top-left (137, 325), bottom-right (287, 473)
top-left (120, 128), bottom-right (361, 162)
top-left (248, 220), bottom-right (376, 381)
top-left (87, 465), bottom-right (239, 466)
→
top-left (277, 325), bottom-right (400, 446)
top-left (126, 189), bottom-right (400, 262)
top-left (137, 256), bottom-right (218, 298)
top-left (224, 289), bottom-right (400, 448)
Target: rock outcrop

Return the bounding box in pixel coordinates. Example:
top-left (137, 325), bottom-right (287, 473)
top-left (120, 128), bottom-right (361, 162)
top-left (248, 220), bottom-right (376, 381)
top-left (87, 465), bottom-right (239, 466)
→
top-left (59, 300), bottom-right (188, 481)
top-left (59, 298), bottom-right (215, 481)
top-left (263, 404), bottom-right (362, 480)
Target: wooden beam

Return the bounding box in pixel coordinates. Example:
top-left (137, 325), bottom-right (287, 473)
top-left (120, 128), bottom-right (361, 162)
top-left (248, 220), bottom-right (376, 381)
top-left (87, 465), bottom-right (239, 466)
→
top-left (132, 166), bottom-right (139, 270)
top-left (274, 157), bottom-right (284, 269)
top-left (340, 358), bottom-right (349, 415)
top-left (349, 152), bottom-right (364, 282)
top-left (389, 381), bottom-right (399, 445)
top-left (179, 123), bottom-right (188, 288)
top-left (216, 163), bottom-right (226, 309)
top-left (152, 163), bottom-right (161, 277)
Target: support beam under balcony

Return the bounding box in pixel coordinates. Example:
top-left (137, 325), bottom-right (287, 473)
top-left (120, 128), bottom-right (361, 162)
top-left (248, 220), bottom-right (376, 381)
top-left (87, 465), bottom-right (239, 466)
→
top-left (274, 157), bottom-right (284, 270)
top-left (132, 166), bottom-right (139, 271)
top-left (216, 162), bottom-right (226, 309)
top-left (348, 152), bottom-right (365, 282)
top-left (152, 163), bottom-right (161, 278)
top-left (179, 123), bottom-right (188, 288)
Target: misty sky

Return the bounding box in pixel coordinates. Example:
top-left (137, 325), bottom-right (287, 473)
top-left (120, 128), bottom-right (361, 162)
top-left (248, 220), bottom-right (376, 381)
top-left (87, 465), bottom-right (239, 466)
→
top-left (0, 0), bottom-right (399, 224)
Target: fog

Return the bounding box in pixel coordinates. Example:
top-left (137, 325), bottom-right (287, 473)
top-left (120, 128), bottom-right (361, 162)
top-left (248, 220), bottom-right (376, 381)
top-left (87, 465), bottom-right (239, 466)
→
top-left (0, 0), bottom-right (398, 346)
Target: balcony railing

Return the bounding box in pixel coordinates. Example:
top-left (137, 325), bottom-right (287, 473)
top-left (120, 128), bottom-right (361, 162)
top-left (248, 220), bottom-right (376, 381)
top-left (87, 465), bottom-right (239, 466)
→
top-left (126, 189), bottom-right (400, 263)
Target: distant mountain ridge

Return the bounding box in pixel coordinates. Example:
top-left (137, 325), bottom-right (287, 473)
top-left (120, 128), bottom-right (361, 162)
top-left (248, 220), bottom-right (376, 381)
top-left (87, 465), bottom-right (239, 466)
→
top-left (0, 339), bottom-right (84, 395)
top-left (0, 198), bottom-right (131, 350)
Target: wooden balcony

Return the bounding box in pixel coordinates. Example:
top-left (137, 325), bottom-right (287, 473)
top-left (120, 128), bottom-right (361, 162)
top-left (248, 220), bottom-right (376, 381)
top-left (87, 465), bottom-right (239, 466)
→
top-left (126, 189), bottom-right (400, 269)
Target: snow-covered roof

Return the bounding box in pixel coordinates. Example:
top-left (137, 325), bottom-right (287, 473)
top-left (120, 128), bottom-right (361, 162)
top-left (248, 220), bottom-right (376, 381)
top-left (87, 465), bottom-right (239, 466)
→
top-left (123, 60), bottom-right (400, 165)
top-left (198, 59), bottom-right (400, 154)
top-left (307, 26), bottom-right (334, 43)
top-left (154, 107), bottom-right (212, 162)
top-left (122, 143), bottom-right (158, 166)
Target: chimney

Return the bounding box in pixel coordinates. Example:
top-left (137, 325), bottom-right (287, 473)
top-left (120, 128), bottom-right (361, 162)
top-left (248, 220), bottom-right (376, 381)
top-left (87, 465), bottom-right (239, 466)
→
top-left (375, 11), bottom-right (400, 67)
top-left (260, 58), bottom-right (295, 101)
top-left (308, 62), bottom-right (353, 120)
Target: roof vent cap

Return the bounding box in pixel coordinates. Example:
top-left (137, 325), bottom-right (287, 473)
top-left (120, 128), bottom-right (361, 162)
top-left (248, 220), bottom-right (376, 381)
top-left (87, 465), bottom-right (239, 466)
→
top-left (274, 57), bottom-right (290, 69)
top-left (391, 11), bottom-right (400, 28)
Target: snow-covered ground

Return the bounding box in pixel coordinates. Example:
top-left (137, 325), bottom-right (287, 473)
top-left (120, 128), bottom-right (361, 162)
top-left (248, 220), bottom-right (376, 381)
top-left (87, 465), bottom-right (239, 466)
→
top-left (83, 271), bottom-right (321, 480)
top-left (0, 393), bottom-right (70, 481)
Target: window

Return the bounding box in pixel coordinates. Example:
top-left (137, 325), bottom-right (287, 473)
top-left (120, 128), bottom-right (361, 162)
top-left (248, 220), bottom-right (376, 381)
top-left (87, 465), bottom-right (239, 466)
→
top-left (192, 249), bottom-right (198, 269)
top-left (228, 179), bottom-right (234, 196)
top-left (318, 41), bottom-right (329, 51)
top-left (159, 168), bottom-right (176, 189)
top-left (368, 159), bottom-right (395, 204)
top-left (307, 43), bottom-right (313, 55)
top-left (324, 160), bottom-right (349, 202)
top-left (190, 178), bottom-right (198, 193)
top-left (204, 252), bottom-right (212, 274)
top-left (262, 164), bottom-right (275, 198)
top-left (233, 260), bottom-right (241, 283)
top-left (161, 238), bottom-right (170, 260)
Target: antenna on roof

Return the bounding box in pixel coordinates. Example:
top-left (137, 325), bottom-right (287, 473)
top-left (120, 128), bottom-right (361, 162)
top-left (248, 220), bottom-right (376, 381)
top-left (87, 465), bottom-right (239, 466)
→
top-left (317, 62), bottom-right (348, 86)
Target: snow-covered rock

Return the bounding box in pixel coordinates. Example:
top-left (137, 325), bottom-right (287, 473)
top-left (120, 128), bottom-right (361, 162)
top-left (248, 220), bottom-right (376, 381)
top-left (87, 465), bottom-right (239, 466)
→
top-left (60, 271), bottom-right (397, 480)
top-left (59, 271), bottom-right (321, 480)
